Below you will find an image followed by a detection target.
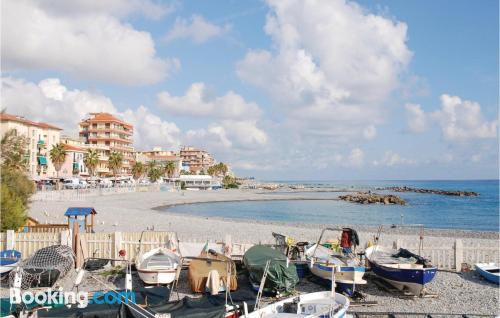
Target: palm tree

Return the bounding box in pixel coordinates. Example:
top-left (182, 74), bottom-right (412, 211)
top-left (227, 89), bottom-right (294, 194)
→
top-left (49, 143), bottom-right (67, 179)
top-left (83, 149), bottom-right (99, 177)
top-left (217, 162), bottom-right (228, 176)
top-left (108, 151), bottom-right (123, 184)
top-left (146, 160), bottom-right (157, 174)
top-left (164, 161), bottom-right (176, 178)
top-left (131, 162), bottom-right (145, 180)
top-left (148, 167), bottom-right (162, 183)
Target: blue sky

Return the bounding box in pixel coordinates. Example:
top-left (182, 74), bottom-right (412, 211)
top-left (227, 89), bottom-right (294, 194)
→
top-left (2, 0), bottom-right (498, 180)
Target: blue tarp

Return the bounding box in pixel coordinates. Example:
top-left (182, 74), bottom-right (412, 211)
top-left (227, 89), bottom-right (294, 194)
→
top-left (64, 207), bottom-right (97, 216)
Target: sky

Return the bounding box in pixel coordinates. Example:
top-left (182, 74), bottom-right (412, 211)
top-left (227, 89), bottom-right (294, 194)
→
top-left (1, 0), bottom-right (498, 180)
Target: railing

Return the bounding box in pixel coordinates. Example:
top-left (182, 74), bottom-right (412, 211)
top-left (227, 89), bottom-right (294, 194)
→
top-left (390, 239), bottom-right (499, 271)
top-left (32, 185), bottom-right (175, 201)
top-left (1, 230), bottom-right (497, 271)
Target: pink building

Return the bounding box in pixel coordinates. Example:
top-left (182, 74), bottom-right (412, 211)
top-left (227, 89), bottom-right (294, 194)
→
top-left (59, 144), bottom-right (89, 178)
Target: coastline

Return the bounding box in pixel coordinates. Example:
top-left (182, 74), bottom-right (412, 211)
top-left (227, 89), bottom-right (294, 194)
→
top-left (29, 189), bottom-right (499, 243)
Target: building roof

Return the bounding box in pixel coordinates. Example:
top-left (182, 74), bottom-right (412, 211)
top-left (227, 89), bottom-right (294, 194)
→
top-left (0, 113), bottom-right (62, 130)
top-left (63, 144), bottom-right (86, 152)
top-left (65, 207), bottom-right (97, 216)
top-left (80, 112), bottom-right (133, 129)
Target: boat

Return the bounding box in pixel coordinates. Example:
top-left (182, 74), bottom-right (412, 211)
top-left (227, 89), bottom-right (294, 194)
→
top-left (306, 228), bottom-right (366, 296)
top-left (0, 250), bottom-right (21, 276)
top-left (188, 249), bottom-right (238, 294)
top-left (243, 245), bottom-right (299, 296)
top-left (475, 263), bottom-right (499, 284)
top-left (245, 291), bottom-right (350, 317)
top-left (365, 245), bottom-right (437, 295)
top-left (136, 247), bottom-right (181, 285)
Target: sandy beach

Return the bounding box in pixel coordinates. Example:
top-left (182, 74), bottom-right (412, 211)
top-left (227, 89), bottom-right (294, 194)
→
top-left (23, 189), bottom-right (500, 315)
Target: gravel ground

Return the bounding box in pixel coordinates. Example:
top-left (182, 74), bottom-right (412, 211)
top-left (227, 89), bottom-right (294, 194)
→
top-left (5, 189), bottom-right (496, 315)
top-left (3, 265), bottom-right (497, 316)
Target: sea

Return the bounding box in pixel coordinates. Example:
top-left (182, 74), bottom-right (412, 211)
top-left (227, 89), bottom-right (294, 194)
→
top-left (166, 180), bottom-right (499, 232)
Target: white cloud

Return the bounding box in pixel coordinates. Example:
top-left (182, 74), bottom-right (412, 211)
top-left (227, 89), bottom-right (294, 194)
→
top-left (471, 154), bottom-right (481, 163)
top-left (405, 95), bottom-right (498, 141)
top-left (157, 83), bottom-right (261, 120)
top-left (1, 77), bottom-right (117, 133)
top-left (405, 103), bottom-right (427, 133)
top-left (1, 77), bottom-right (181, 151)
top-left (347, 148), bottom-right (365, 167)
top-left (122, 106), bottom-right (181, 151)
top-left (2, 0), bottom-right (178, 85)
top-left (34, 0), bottom-right (175, 20)
top-left (373, 151), bottom-right (416, 167)
top-left (432, 94), bottom-right (498, 141)
top-left (237, 0), bottom-right (412, 140)
top-left (165, 15), bottom-right (230, 44)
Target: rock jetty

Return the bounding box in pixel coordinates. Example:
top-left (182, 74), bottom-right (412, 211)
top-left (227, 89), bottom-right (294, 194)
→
top-left (339, 193), bottom-right (406, 205)
top-left (379, 186), bottom-right (479, 196)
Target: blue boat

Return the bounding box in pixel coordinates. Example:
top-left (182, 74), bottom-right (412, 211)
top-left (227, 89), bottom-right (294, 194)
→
top-left (365, 245), bottom-right (437, 295)
top-left (306, 228), bottom-right (366, 297)
top-left (0, 249), bottom-right (21, 276)
top-left (475, 263), bottom-right (500, 284)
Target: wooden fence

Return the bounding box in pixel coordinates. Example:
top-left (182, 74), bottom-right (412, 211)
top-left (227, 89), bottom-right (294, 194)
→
top-left (32, 185), bottom-right (176, 202)
top-left (1, 230), bottom-right (497, 271)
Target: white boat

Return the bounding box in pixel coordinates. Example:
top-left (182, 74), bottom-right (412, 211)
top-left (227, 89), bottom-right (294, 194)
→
top-left (0, 250), bottom-right (21, 276)
top-left (136, 247), bottom-right (181, 285)
top-left (475, 263), bottom-right (499, 284)
top-left (246, 291), bottom-right (350, 317)
top-left (306, 244), bottom-right (366, 289)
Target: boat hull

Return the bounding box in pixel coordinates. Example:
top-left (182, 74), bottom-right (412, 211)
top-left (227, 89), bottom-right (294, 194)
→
top-left (137, 269), bottom-right (177, 285)
top-left (365, 246), bottom-right (437, 295)
top-left (475, 263), bottom-right (500, 284)
top-left (247, 291), bottom-right (349, 317)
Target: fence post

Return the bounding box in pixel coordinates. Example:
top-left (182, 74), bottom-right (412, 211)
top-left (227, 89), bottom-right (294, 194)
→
top-left (60, 230), bottom-right (71, 246)
top-left (112, 232), bottom-right (122, 264)
top-left (6, 230), bottom-right (15, 250)
top-left (454, 239), bottom-right (463, 272)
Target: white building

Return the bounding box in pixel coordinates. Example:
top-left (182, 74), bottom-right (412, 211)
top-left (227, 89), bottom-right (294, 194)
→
top-left (179, 175), bottom-right (213, 190)
top-left (0, 113), bottom-right (62, 179)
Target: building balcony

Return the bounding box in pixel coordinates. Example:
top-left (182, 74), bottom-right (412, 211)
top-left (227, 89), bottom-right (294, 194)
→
top-left (96, 167), bottom-right (109, 173)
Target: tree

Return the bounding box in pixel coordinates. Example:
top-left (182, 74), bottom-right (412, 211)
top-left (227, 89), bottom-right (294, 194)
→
top-left (164, 161), bottom-right (176, 178)
top-left (0, 131), bottom-right (35, 231)
top-left (49, 143), bottom-right (67, 178)
top-left (131, 162), bottom-right (145, 180)
top-left (146, 160), bottom-right (157, 174)
top-left (207, 166), bottom-right (216, 177)
top-left (148, 167), bottom-right (162, 183)
top-left (84, 149), bottom-right (99, 177)
top-left (1, 129), bottom-right (29, 171)
top-left (108, 152), bottom-right (123, 183)
top-left (222, 175), bottom-right (239, 189)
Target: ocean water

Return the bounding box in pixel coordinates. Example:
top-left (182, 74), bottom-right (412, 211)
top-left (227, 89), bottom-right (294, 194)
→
top-left (166, 180), bottom-right (499, 232)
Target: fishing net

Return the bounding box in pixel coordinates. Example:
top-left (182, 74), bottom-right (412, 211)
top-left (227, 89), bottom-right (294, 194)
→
top-left (9, 245), bottom-right (75, 289)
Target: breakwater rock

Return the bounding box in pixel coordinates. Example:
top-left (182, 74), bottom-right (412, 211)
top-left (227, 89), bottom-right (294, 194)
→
top-left (339, 193), bottom-right (406, 205)
top-left (379, 186), bottom-right (479, 196)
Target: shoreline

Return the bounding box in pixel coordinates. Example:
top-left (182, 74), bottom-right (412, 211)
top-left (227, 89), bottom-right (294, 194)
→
top-left (29, 189), bottom-right (499, 242)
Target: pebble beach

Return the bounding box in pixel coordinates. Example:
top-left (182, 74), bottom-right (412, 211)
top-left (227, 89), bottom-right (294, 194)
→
top-left (20, 189), bottom-right (500, 315)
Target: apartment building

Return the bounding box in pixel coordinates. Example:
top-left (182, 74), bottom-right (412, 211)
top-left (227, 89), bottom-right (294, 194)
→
top-left (0, 113), bottom-right (62, 179)
top-left (79, 113), bottom-right (134, 177)
top-left (135, 147), bottom-right (182, 177)
top-left (59, 136), bottom-right (88, 178)
top-left (179, 146), bottom-right (214, 174)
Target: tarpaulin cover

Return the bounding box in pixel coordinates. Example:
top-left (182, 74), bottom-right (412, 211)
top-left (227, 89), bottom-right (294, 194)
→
top-left (36, 288), bottom-right (256, 318)
top-left (188, 251), bottom-right (237, 293)
top-left (36, 286), bottom-right (170, 318)
top-left (243, 245), bottom-right (299, 295)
